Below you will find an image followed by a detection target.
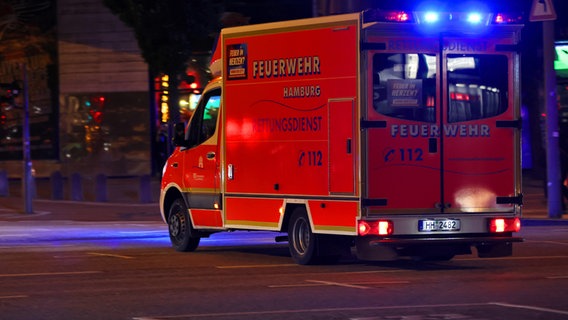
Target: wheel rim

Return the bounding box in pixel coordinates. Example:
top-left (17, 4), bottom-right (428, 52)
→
top-left (292, 216), bottom-right (310, 256)
top-left (168, 207), bottom-right (187, 243)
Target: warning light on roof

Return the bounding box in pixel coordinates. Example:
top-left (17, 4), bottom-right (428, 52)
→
top-left (367, 10), bottom-right (414, 23)
top-left (388, 11), bottom-right (410, 22)
top-left (492, 13), bottom-right (524, 24)
top-left (467, 13), bottom-right (483, 24)
top-left (362, 9), bottom-right (524, 27)
top-left (494, 14), bottom-right (504, 24)
top-left (424, 12), bottom-right (439, 23)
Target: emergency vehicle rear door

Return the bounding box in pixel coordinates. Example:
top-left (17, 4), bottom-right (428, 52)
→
top-left (442, 36), bottom-right (519, 213)
top-left (363, 33), bottom-right (518, 214)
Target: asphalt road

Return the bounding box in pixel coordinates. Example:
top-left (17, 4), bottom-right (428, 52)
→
top-left (0, 219), bottom-right (567, 320)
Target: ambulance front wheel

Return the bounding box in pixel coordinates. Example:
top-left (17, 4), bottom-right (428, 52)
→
top-left (167, 198), bottom-right (200, 252)
top-left (288, 208), bottom-right (318, 265)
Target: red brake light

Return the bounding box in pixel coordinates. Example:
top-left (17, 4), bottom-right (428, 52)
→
top-left (358, 220), bottom-right (393, 236)
top-left (489, 217), bottom-right (521, 233)
top-left (358, 221), bottom-right (371, 236)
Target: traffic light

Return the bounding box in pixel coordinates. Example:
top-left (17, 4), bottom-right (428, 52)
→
top-left (0, 81), bottom-right (20, 105)
top-left (85, 95), bottom-right (105, 124)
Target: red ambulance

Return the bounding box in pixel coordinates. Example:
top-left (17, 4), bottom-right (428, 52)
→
top-left (160, 9), bottom-right (524, 264)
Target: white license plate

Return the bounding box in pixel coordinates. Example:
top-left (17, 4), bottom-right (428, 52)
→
top-left (419, 219), bottom-right (461, 232)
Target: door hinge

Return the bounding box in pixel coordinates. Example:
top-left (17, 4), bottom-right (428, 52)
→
top-left (361, 42), bottom-right (386, 51)
top-left (496, 119), bottom-right (522, 129)
top-left (361, 120), bottom-right (387, 129)
top-left (496, 44), bottom-right (521, 53)
top-left (496, 194), bottom-right (523, 205)
top-left (362, 198), bottom-right (387, 206)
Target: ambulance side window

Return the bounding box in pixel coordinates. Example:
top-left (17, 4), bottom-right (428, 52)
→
top-left (373, 53), bottom-right (437, 123)
top-left (447, 54), bottom-right (508, 123)
top-left (187, 88), bottom-right (221, 148)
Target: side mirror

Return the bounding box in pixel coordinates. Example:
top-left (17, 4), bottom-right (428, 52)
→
top-left (172, 122), bottom-right (188, 147)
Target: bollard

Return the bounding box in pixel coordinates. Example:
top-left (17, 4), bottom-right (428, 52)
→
top-left (139, 175), bottom-right (152, 203)
top-left (95, 173), bottom-right (107, 202)
top-left (50, 171), bottom-right (64, 200)
top-left (70, 173), bottom-right (83, 201)
top-left (0, 170), bottom-right (8, 197)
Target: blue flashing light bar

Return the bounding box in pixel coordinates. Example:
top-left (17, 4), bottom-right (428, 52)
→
top-left (364, 9), bottom-right (524, 26)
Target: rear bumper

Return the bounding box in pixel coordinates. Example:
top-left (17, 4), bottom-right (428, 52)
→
top-left (368, 235), bottom-right (524, 246)
top-left (356, 234), bottom-right (523, 261)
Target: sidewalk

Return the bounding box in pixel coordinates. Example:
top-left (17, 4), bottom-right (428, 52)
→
top-left (0, 174), bottom-right (566, 223)
top-left (0, 176), bottom-right (162, 222)
top-left (519, 173), bottom-right (568, 225)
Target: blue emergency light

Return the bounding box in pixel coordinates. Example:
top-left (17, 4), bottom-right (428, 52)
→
top-left (466, 13), bottom-right (483, 24)
top-left (366, 9), bottom-right (523, 26)
top-left (423, 12), bottom-right (439, 23)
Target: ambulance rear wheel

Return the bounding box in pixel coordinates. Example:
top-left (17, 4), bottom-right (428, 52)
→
top-left (167, 198), bottom-right (200, 252)
top-left (288, 208), bottom-right (317, 265)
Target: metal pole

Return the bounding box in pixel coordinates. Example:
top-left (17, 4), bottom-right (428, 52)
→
top-left (21, 63), bottom-right (33, 214)
top-left (543, 21), bottom-right (562, 218)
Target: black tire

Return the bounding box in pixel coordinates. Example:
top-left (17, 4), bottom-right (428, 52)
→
top-left (167, 198), bottom-right (200, 252)
top-left (288, 208), bottom-right (318, 265)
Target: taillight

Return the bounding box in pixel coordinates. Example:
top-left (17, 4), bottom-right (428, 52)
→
top-left (358, 220), bottom-right (393, 236)
top-left (489, 217), bottom-right (521, 233)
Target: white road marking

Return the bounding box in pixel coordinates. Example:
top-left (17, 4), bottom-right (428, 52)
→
top-left (87, 252), bottom-right (134, 259)
top-left (0, 295), bottom-right (28, 299)
top-left (0, 271), bottom-right (102, 278)
top-left (491, 302), bottom-right (568, 316)
top-left (215, 264), bottom-right (296, 269)
top-left (526, 240), bottom-right (568, 246)
top-left (459, 255), bottom-right (568, 261)
top-left (268, 283), bottom-right (330, 288)
top-left (0, 209), bottom-right (51, 216)
top-left (306, 280), bottom-right (371, 289)
top-left (269, 280), bottom-right (409, 289)
top-left (131, 303), bottom-right (492, 319)
top-left (546, 275), bottom-right (568, 279)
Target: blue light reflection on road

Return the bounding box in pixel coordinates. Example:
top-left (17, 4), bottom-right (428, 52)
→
top-left (0, 221), bottom-right (287, 250)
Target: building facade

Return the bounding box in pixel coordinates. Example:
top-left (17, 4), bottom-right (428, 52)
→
top-left (0, 0), bottom-right (150, 178)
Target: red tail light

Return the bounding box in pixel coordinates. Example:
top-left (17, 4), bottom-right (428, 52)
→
top-left (358, 220), bottom-right (393, 236)
top-left (489, 217), bottom-right (521, 233)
